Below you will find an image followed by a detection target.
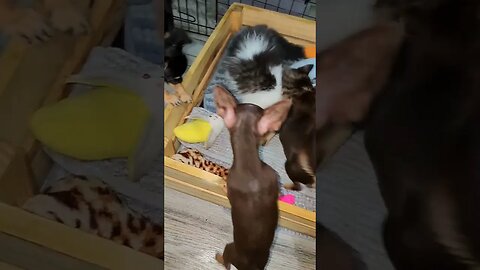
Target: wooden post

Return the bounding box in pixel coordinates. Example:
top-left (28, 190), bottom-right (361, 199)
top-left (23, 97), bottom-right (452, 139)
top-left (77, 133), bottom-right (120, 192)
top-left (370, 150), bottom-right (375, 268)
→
top-left (0, 141), bottom-right (35, 207)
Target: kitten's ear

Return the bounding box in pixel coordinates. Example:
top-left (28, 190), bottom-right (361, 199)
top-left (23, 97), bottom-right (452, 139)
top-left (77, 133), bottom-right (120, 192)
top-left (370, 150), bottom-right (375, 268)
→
top-left (257, 98), bottom-right (293, 135)
top-left (296, 64), bottom-right (314, 75)
top-left (214, 86), bottom-right (237, 128)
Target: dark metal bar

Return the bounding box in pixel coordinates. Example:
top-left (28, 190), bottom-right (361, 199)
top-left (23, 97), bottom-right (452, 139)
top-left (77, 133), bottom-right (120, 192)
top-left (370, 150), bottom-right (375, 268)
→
top-left (204, 0), bottom-right (208, 35)
top-left (288, 0), bottom-right (294, 14)
top-left (186, 0), bottom-right (190, 31)
top-left (301, 1), bottom-right (308, 18)
top-left (176, 0), bottom-right (182, 29)
top-left (172, 0), bottom-right (316, 36)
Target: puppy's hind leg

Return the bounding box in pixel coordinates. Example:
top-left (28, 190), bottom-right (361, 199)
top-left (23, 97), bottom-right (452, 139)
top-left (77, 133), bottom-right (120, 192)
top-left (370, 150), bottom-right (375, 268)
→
top-left (216, 242), bottom-right (236, 270)
top-left (284, 154), bottom-right (316, 191)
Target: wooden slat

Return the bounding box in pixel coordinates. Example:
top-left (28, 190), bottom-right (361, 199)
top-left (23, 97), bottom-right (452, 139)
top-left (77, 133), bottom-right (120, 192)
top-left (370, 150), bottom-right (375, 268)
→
top-left (0, 43), bottom-right (27, 98)
top-left (163, 7), bottom-right (241, 141)
top-left (0, 233), bottom-right (104, 270)
top-left (166, 33), bottom-right (232, 150)
top-left (241, 4), bottom-right (315, 43)
top-left (283, 36), bottom-right (315, 47)
top-left (0, 261), bottom-right (23, 270)
top-left (165, 157), bottom-right (316, 237)
top-left (0, 142), bottom-right (35, 207)
top-left (0, 203), bottom-right (163, 270)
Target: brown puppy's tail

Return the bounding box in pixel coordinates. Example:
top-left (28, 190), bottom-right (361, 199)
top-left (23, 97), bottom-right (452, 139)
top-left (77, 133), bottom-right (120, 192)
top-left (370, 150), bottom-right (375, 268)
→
top-left (317, 223), bottom-right (368, 270)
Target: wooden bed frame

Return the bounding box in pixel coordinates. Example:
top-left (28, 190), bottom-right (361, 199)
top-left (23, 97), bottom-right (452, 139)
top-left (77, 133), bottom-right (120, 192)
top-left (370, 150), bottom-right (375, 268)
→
top-left (163, 3), bottom-right (347, 238)
top-left (0, 1), bottom-right (164, 269)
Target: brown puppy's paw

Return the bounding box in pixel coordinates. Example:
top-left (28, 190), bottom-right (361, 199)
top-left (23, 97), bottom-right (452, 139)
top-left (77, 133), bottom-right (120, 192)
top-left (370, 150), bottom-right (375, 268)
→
top-left (215, 253), bottom-right (224, 264)
top-left (49, 6), bottom-right (89, 36)
top-left (215, 253), bottom-right (231, 269)
top-left (165, 93), bottom-right (182, 106)
top-left (179, 92), bottom-right (192, 103)
top-left (284, 182), bottom-right (302, 191)
top-left (5, 9), bottom-right (54, 44)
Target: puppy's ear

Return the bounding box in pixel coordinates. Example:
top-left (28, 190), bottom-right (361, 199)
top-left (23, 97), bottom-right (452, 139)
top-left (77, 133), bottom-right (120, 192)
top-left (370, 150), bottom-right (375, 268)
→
top-left (214, 86), bottom-right (237, 128)
top-left (257, 98), bottom-right (293, 135)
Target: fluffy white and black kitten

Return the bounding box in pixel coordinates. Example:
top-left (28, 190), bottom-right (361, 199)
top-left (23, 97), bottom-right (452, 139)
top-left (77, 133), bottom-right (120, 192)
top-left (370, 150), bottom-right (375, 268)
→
top-left (223, 25), bottom-right (314, 109)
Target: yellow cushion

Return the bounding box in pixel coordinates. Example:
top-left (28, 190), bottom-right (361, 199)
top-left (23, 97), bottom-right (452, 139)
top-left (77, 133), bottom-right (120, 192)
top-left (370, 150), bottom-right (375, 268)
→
top-left (30, 86), bottom-right (150, 160)
top-left (173, 119), bottom-right (212, 143)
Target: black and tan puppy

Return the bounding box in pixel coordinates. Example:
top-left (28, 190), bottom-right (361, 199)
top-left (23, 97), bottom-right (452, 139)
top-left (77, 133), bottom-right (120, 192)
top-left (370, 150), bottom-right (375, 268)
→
top-left (163, 0), bottom-right (192, 106)
top-left (277, 22), bottom-right (404, 191)
top-left (277, 65), bottom-right (316, 190)
top-left (214, 86), bottom-right (290, 270)
top-left (365, 0), bottom-right (480, 269)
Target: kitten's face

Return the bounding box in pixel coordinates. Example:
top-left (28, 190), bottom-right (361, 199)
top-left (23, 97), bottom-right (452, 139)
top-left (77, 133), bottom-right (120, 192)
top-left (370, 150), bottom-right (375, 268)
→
top-left (224, 57), bottom-right (276, 93)
top-left (282, 65), bottom-right (315, 98)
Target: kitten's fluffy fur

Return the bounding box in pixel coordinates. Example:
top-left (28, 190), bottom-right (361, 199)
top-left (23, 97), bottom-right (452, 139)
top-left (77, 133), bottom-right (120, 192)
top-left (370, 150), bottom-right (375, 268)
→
top-left (223, 25), bottom-right (312, 109)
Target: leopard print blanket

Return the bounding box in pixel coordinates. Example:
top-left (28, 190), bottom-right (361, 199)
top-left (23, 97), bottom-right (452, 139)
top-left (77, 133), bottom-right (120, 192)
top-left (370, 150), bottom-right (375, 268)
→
top-left (22, 175), bottom-right (164, 260)
top-left (172, 148), bottom-right (229, 181)
top-left (172, 148), bottom-right (229, 193)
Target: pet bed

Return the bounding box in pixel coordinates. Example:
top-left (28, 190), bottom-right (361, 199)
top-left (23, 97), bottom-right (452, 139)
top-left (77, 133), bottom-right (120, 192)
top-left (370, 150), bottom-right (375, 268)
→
top-left (182, 30), bottom-right (316, 211)
top-left (37, 47), bottom-right (165, 222)
top-left (163, 3), bottom-right (322, 237)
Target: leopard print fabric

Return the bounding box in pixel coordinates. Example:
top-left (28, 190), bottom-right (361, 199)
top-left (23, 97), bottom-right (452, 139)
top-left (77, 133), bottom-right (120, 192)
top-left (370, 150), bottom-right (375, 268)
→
top-left (22, 175), bottom-right (164, 260)
top-left (172, 148), bottom-right (229, 181)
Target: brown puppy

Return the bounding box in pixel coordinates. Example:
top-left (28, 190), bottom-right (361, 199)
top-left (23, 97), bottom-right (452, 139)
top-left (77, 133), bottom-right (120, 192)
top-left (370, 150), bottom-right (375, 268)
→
top-left (316, 20), bottom-right (404, 128)
top-left (365, 0), bottom-right (480, 269)
top-left (214, 86), bottom-right (288, 270)
top-left (315, 20), bottom-right (405, 165)
top-left (318, 222), bottom-right (367, 270)
top-left (279, 89), bottom-right (316, 191)
top-left (276, 21), bottom-right (404, 191)
top-left (0, 0), bottom-right (89, 44)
